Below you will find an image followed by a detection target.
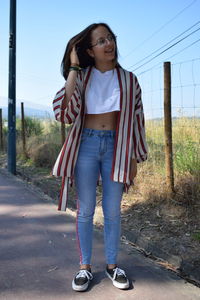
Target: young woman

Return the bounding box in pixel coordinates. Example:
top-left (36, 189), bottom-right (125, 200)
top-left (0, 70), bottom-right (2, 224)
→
top-left (52, 23), bottom-right (148, 292)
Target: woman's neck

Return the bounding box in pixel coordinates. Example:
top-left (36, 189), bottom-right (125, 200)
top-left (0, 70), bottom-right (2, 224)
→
top-left (94, 61), bottom-right (116, 73)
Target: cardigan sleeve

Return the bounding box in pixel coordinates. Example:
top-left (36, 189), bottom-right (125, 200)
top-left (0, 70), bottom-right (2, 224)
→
top-left (132, 76), bottom-right (148, 162)
top-left (52, 71), bottom-right (83, 124)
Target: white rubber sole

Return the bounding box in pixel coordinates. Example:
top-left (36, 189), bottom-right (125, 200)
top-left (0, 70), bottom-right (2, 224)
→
top-left (72, 279), bottom-right (89, 292)
top-left (105, 270), bottom-right (130, 289)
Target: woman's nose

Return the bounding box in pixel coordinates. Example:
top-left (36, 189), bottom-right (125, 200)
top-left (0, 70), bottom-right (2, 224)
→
top-left (105, 38), bottom-right (111, 45)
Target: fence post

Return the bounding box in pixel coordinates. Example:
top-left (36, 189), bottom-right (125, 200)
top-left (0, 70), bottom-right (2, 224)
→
top-left (0, 109), bottom-right (3, 152)
top-left (61, 122), bottom-right (66, 145)
top-left (21, 102), bottom-right (27, 157)
top-left (164, 61), bottom-right (174, 192)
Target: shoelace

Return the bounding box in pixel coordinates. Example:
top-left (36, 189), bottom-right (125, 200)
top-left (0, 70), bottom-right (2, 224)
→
top-left (113, 267), bottom-right (126, 280)
top-left (76, 270), bottom-right (93, 280)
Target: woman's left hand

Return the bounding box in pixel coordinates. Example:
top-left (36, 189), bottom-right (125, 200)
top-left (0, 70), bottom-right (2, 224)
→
top-left (129, 159), bottom-right (137, 184)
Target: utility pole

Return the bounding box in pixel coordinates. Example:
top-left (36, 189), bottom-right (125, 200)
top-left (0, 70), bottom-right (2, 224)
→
top-left (8, 0), bottom-right (16, 174)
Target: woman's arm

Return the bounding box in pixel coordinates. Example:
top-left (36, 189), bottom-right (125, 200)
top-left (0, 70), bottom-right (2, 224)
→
top-left (62, 70), bottom-right (78, 110)
top-left (61, 46), bottom-right (80, 109)
top-left (53, 47), bottom-right (83, 124)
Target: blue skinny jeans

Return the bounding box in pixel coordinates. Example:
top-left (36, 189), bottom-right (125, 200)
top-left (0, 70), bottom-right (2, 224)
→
top-left (74, 128), bottom-right (124, 265)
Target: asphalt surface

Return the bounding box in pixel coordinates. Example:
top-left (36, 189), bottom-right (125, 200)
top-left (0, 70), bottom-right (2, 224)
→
top-left (0, 169), bottom-right (200, 300)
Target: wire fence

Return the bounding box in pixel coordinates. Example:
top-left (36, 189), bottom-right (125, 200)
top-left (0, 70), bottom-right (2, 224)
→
top-left (137, 58), bottom-right (200, 196)
top-left (138, 57), bottom-right (200, 118)
top-left (0, 59), bottom-right (200, 198)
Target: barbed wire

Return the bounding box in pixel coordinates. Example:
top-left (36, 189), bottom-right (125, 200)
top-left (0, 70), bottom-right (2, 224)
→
top-left (138, 58), bottom-right (200, 121)
top-left (137, 57), bottom-right (200, 77)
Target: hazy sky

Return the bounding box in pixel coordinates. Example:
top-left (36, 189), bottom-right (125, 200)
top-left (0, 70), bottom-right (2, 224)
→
top-left (0, 0), bottom-right (200, 118)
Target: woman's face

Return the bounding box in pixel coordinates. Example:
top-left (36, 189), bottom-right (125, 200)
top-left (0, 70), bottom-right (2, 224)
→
top-left (87, 26), bottom-right (116, 65)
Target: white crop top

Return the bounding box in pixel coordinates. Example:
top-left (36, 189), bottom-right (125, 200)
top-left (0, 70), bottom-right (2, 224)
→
top-left (85, 67), bottom-right (120, 114)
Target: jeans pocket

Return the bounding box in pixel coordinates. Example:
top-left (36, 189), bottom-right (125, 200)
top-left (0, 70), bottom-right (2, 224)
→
top-left (108, 136), bottom-right (115, 145)
top-left (80, 133), bottom-right (88, 143)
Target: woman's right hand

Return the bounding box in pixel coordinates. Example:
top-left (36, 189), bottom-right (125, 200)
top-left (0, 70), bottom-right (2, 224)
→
top-left (70, 46), bottom-right (80, 66)
top-left (65, 46), bottom-right (80, 105)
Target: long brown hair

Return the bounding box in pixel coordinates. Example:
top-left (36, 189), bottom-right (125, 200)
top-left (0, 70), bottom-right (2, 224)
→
top-left (61, 23), bottom-right (120, 80)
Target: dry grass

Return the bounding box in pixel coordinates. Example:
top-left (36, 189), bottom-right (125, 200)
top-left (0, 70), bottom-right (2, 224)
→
top-left (4, 117), bottom-right (200, 208)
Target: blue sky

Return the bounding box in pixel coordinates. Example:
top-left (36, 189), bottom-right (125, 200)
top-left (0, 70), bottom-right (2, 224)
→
top-left (0, 0), bottom-right (200, 119)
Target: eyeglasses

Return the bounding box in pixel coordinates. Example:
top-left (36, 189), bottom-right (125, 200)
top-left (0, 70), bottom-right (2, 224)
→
top-left (90, 34), bottom-right (116, 48)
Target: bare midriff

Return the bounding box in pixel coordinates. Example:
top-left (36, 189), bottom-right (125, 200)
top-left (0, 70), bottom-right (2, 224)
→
top-left (84, 111), bottom-right (119, 130)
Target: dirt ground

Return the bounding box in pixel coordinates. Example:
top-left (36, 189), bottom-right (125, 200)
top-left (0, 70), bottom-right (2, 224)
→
top-left (1, 155), bottom-right (200, 287)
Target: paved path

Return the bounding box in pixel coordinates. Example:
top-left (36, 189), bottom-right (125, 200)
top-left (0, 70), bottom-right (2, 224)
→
top-left (0, 169), bottom-right (199, 300)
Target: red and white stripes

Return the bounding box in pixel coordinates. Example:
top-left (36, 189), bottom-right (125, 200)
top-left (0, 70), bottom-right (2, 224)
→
top-left (52, 66), bottom-right (148, 211)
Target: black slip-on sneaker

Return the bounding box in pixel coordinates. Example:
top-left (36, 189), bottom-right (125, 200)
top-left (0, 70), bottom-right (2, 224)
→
top-left (106, 266), bottom-right (129, 289)
top-left (72, 269), bottom-right (93, 291)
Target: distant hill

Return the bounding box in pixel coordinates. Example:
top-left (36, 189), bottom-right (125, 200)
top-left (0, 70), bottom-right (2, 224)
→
top-left (0, 97), bottom-right (54, 119)
top-left (1, 106), bottom-right (54, 119)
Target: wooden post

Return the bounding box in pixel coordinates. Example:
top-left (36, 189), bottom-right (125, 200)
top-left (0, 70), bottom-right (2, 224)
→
top-left (21, 102), bottom-right (26, 157)
top-left (0, 109), bottom-right (3, 152)
top-left (164, 62), bottom-right (174, 192)
top-left (61, 122), bottom-right (66, 145)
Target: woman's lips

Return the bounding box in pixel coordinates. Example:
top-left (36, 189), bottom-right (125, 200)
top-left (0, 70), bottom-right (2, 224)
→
top-left (105, 48), bottom-right (114, 54)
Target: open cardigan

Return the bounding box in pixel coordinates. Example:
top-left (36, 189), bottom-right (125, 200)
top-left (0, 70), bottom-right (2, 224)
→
top-left (52, 66), bottom-right (148, 211)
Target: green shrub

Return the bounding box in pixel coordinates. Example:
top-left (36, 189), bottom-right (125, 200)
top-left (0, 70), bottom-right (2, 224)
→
top-left (174, 139), bottom-right (200, 175)
top-left (192, 232), bottom-right (200, 242)
top-left (16, 117), bottom-right (43, 137)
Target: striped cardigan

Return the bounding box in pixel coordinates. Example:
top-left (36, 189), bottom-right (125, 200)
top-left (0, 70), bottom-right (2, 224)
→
top-left (52, 66), bottom-right (148, 211)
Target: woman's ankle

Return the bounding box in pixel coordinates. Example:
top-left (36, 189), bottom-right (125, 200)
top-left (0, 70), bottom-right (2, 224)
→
top-left (80, 264), bottom-right (91, 271)
top-left (107, 264), bottom-right (117, 270)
